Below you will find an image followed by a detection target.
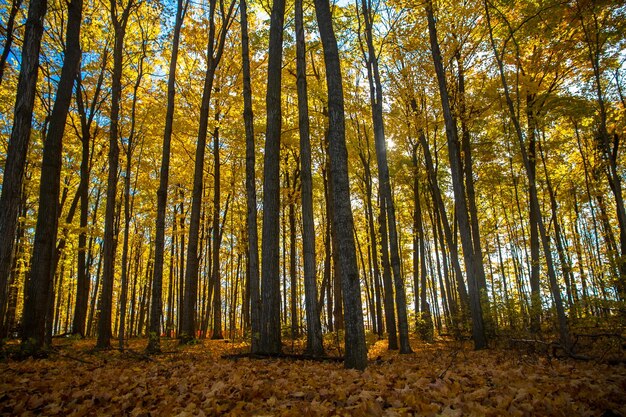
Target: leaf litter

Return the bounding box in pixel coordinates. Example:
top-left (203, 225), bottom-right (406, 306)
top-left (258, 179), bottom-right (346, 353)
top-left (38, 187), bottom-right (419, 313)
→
top-left (1, 338), bottom-right (625, 416)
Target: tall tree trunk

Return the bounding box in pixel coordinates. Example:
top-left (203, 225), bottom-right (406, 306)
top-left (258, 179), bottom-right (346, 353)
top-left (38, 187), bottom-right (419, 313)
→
top-left (426, 1), bottom-right (487, 349)
top-left (21, 0), bottom-right (81, 353)
top-left (456, 51), bottom-right (491, 325)
top-left (526, 93), bottom-right (542, 334)
top-left (147, 0), bottom-right (187, 353)
top-left (322, 167), bottom-right (334, 332)
top-left (86, 190), bottom-right (103, 337)
top-left (211, 113), bottom-right (224, 340)
top-left (97, 0), bottom-right (134, 350)
top-left (359, 0), bottom-right (411, 354)
top-left (240, 0), bottom-right (260, 353)
top-left (180, 0), bottom-right (234, 342)
top-left (314, 0), bottom-right (367, 369)
top-left (259, 0), bottom-right (286, 355)
top-left (72, 50), bottom-right (107, 337)
top-left (0, 0), bottom-right (47, 338)
top-left (413, 114), bottom-right (467, 326)
top-left (412, 145), bottom-right (433, 340)
top-left (295, 0), bottom-right (323, 355)
top-left (180, 0), bottom-right (217, 343)
top-left (288, 171), bottom-right (298, 340)
top-left (357, 138), bottom-right (384, 337)
top-left (119, 37), bottom-right (146, 350)
top-left (378, 196), bottom-right (398, 348)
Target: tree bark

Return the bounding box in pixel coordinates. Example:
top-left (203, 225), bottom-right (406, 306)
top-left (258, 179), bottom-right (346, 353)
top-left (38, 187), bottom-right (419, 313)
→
top-left (180, 0), bottom-right (235, 343)
top-left (97, 0), bottom-right (135, 350)
top-left (21, 0), bottom-right (81, 353)
top-left (211, 113), bottom-right (224, 340)
top-left (426, 0), bottom-right (487, 349)
top-left (147, 0), bottom-right (187, 353)
top-left (314, 0), bottom-right (367, 369)
top-left (259, 0), bottom-right (286, 355)
top-left (295, 0), bottom-right (323, 356)
top-left (358, 0), bottom-right (412, 354)
top-left (0, 0), bottom-right (47, 340)
top-left (240, 0), bottom-right (261, 354)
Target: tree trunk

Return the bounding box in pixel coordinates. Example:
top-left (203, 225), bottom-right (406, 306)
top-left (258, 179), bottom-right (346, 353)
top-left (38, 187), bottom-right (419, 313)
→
top-left (259, 0), bottom-right (286, 355)
top-left (147, 0), bottom-right (186, 353)
top-left (412, 145), bottom-right (433, 340)
top-left (359, 0), bottom-right (411, 354)
top-left (211, 113), bottom-right (224, 340)
top-left (119, 39), bottom-right (146, 350)
top-left (72, 50), bottom-right (106, 337)
top-left (295, 0), bottom-right (323, 355)
top-left (180, 0), bottom-right (234, 342)
top-left (0, 0), bottom-right (47, 338)
top-left (240, 0), bottom-right (261, 353)
top-left (97, 0), bottom-right (134, 350)
top-left (21, 0), bottom-right (81, 353)
top-left (426, 1), bottom-right (487, 349)
top-left (314, 0), bottom-right (367, 369)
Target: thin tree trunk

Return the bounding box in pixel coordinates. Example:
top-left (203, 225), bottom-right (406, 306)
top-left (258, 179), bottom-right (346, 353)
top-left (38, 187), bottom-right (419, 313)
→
top-left (412, 145), bottom-right (433, 340)
top-left (97, 0), bottom-right (135, 350)
top-left (148, 0), bottom-right (187, 353)
top-left (426, 0), bottom-right (487, 349)
top-left (211, 112), bottom-right (224, 340)
top-left (358, 0), bottom-right (411, 354)
top-left (240, 0), bottom-right (260, 353)
top-left (72, 50), bottom-right (107, 337)
top-left (180, 0), bottom-right (235, 343)
top-left (119, 36), bottom-right (146, 350)
top-left (295, 0), bottom-right (323, 355)
top-left (259, 0), bottom-right (286, 354)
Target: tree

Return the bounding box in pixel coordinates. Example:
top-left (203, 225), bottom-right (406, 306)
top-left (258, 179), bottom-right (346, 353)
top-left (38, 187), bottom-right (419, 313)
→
top-left (21, 0), bottom-right (82, 354)
top-left (72, 46), bottom-right (109, 337)
top-left (485, 0), bottom-right (570, 350)
top-left (240, 0), bottom-right (261, 354)
top-left (295, 0), bottom-right (324, 357)
top-left (0, 0), bottom-right (47, 341)
top-left (147, 0), bottom-right (188, 353)
top-left (259, 0), bottom-right (286, 355)
top-left (97, 0), bottom-right (136, 350)
top-left (314, 0), bottom-right (367, 370)
top-left (358, 0), bottom-right (412, 354)
top-left (426, 0), bottom-right (487, 349)
top-left (180, 0), bottom-right (236, 343)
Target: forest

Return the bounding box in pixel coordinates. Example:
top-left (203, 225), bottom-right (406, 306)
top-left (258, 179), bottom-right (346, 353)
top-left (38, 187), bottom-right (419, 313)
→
top-left (0, 0), bottom-right (625, 414)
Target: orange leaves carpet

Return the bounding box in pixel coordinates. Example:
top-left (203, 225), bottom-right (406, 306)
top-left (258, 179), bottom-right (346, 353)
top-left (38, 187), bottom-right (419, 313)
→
top-left (1, 338), bottom-right (624, 416)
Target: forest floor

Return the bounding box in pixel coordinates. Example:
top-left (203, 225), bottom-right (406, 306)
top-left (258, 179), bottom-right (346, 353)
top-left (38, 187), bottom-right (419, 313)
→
top-left (0, 336), bottom-right (625, 416)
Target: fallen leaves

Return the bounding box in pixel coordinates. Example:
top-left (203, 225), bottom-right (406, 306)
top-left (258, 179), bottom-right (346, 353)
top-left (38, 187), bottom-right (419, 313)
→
top-left (0, 338), bottom-right (625, 416)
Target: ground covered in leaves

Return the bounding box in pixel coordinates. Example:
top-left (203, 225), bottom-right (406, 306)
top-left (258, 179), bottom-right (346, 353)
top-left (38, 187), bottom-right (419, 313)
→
top-left (1, 337), bottom-right (625, 416)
